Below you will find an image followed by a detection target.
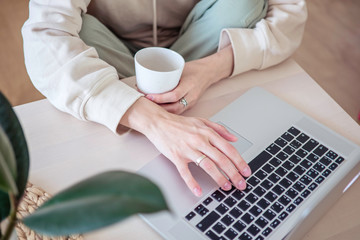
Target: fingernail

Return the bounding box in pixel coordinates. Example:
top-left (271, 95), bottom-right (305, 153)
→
top-left (237, 180), bottom-right (246, 190)
top-left (146, 95), bottom-right (154, 101)
top-left (193, 187), bottom-right (202, 197)
top-left (242, 167), bottom-right (251, 177)
top-left (222, 182), bottom-right (232, 191)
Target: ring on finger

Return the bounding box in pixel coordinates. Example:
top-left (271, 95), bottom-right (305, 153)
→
top-left (179, 97), bottom-right (188, 107)
top-left (194, 154), bottom-right (207, 166)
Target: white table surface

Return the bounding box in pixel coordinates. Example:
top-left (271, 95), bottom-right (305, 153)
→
top-left (14, 59), bottom-right (360, 239)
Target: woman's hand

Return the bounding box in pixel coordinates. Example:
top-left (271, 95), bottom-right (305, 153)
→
top-left (145, 45), bottom-right (234, 114)
top-left (119, 97), bottom-right (251, 197)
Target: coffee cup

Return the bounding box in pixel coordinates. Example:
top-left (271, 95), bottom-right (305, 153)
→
top-left (134, 47), bottom-right (185, 94)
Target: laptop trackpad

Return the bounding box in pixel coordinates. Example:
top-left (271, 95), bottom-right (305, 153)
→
top-left (218, 121), bottom-right (253, 155)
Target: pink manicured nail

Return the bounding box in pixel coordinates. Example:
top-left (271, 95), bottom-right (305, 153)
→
top-left (222, 182), bottom-right (232, 191)
top-left (193, 187), bottom-right (202, 197)
top-left (237, 180), bottom-right (246, 190)
top-left (146, 95), bottom-right (154, 101)
top-left (242, 167), bottom-right (251, 177)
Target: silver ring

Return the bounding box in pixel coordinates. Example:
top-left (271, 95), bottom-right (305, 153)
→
top-left (179, 97), bottom-right (188, 107)
top-left (195, 155), bottom-right (207, 166)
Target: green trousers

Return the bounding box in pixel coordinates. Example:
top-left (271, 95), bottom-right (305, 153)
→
top-left (79, 0), bottom-right (268, 78)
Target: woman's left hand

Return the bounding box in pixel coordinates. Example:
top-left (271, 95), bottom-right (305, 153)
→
top-left (145, 45), bottom-right (234, 114)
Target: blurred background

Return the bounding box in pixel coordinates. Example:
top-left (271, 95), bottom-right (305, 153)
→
top-left (0, 0), bottom-right (359, 124)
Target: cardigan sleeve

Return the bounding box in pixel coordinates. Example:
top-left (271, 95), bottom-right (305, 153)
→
top-left (218, 0), bottom-right (307, 76)
top-left (22, 0), bottom-right (143, 133)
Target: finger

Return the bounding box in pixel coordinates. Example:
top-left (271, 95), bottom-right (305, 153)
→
top-left (198, 156), bottom-right (233, 191)
top-left (201, 146), bottom-right (247, 190)
top-left (208, 135), bottom-right (251, 178)
top-left (176, 164), bottom-right (203, 197)
top-left (146, 89), bottom-right (184, 104)
top-left (202, 119), bottom-right (237, 142)
top-left (160, 102), bottom-right (186, 114)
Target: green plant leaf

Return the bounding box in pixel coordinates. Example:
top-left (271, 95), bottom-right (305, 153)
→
top-left (23, 171), bottom-right (169, 236)
top-left (0, 127), bottom-right (18, 195)
top-left (0, 91), bottom-right (30, 221)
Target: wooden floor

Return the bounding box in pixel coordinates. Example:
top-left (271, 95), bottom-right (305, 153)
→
top-left (0, 0), bottom-right (359, 124)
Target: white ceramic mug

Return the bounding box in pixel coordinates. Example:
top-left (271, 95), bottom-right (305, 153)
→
top-left (134, 47), bottom-right (185, 94)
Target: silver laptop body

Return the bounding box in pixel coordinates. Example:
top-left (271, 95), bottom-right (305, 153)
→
top-left (138, 87), bottom-right (360, 240)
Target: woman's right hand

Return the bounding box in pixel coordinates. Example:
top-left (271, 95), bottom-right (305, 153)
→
top-left (119, 97), bottom-right (251, 197)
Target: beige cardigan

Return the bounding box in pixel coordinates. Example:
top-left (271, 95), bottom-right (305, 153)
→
top-left (22, 0), bottom-right (307, 133)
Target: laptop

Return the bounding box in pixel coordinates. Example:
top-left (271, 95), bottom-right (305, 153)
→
top-left (138, 87), bottom-right (360, 240)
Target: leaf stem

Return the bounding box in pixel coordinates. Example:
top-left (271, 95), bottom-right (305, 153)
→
top-left (1, 193), bottom-right (17, 240)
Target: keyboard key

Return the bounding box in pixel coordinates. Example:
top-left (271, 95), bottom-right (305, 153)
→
top-left (267, 174), bottom-right (280, 184)
top-left (313, 162), bottom-right (325, 172)
top-left (265, 192), bottom-right (278, 202)
top-left (266, 143), bottom-right (281, 155)
top-left (303, 139), bottom-right (319, 152)
top-left (249, 151), bottom-right (272, 173)
top-left (271, 202), bottom-right (284, 213)
top-left (270, 219), bottom-right (281, 229)
top-left (275, 167), bottom-right (288, 177)
top-left (239, 232), bottom-right (252, 240)
top-left (206, 230), bottom-right (221, 240)
top-left (255, 169), bottom-right (268, 180)
top-left (247, 176), bottom-right (260, 187)
top-left (232, 189), bottom-right (245, 200)
top-left (278, 211), bottom-right (289, 221)
top-left (224, 228), bottom-right (238, 240)
top-left (329, 162), bottom-right (339, 171)
top-left (185, 211), bottom-right (196, 221)
top-left (288, 127), bottom-right (300, 136)
top-left (255, 236), bottom-right (265, 240)
top-left (195, 204), bottom-right (209, 216)
top-left (212, 222), bottom-right (226, 234)
top-left (216, 203), bottom-right (229, 215)
top-left (249, 205), bottom-right (263, 217)
top-left (289, 155), bottom-right (302, 164)
top-left (238, 200), bottom-right (251, 211)
top-left (224, 196), bottom-right (237, 208)
top-left (262, 227), bottom-right (273, 237)
top-left (300, 175), bottom-right (312, 185)
top-left (255, 216), bottom-right (269, 229)
top-left (241, 213), bottom-right (255, 224)
top-left (246, 193), bottom-right (258, 204)
top-left (282, 132), bottom-right (294, 142)
top-left (286, 204), bottom-right (296, 213)
top-left (263, 163), bottom-right (275, 173)
top-left (279, 178), bottom-right (292, 189)
top-left (263, 209), bottom-right (276, 221)
top-left (322, 169), bottom-right (332, 177)
top-left (283, 146), bottom-right (295, 155)
top-left (293, 196), bottom-right (304, 205)
top-left (294, 165), bottom-right (307, 175)
top-left (293, 181), bottom-right (305, 192)
top-left (313, 145), bottom-right (328, 157)
top-left (286, 188), bottom-right (298, 199)
top-left (257, 198), bottom-right (271, 210)
top-left (300, 159), bottom-right (313, 169)
top-left (308, 182), bottom-right (318, 191)
top-left (295, 149), bottom-right (308, 158)
top-left (221, 214), bottom-right (234, 226)
top-left (335, 156), bottom-right (345, 164)
top-left (301, 189), bottom-right (311, 198)
top-left (282, 161), bottom-right (295, 171)
top-left (290, 140), bottom-right (302, 149)
top-left (296, 133), bottom-right (310, 143)
top-left (253, 186), bottom-right (266, 197)
top-left (286, 172), bottom-right (300, 182)
top-left (196, 211), bottom-right (220, 232)
top-left (270, 157), bottom-right (282, 167)
top-left (247, 224), bottom-right (261, 236)
top-left (243, 184), bottom-right (253, 194)
top-left (306, 168), bottom-right (319, 179)
top-left (278, 195), bottom-right (291, 206)
top-left (276, 151), bottom-right (289, 161)
top-left (320, 156), bottom-right (332, 166)
top-left (233, 220), bottom-right (246, 232)
top-left (203, 197), bottom-right (213, 206)
top-left (326, 150), bottom-right (338, 160)
top-left (229, 207), bottom-right (242, 219)
top-left (275, 138), bottom-right (287, 147)
top-left (260, 179), bottom-right (273, 191)
top-left (212, 190), bottom-right (226, 202)
top-left (315, 176), bottom-right (325, 184)
top-left (272, 184), bottom-right (285, 195)
top-left (307, 153), bottom-right (320, 163)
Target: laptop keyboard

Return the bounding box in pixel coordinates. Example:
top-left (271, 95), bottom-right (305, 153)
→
top-left (184, 127), bottom-right (345, 240)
